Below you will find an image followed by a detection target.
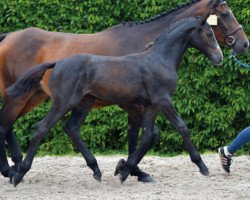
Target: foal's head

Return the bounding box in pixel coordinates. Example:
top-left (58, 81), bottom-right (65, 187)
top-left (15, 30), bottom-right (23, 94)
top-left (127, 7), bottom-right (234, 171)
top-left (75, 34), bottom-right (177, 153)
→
top-left (189, 15), bottom-right (223, 65)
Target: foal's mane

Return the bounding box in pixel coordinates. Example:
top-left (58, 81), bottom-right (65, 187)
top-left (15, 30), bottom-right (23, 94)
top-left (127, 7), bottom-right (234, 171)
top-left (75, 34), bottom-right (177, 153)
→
top-left (122, 0), bottom-right (201, 27)
top-left (142, 17), bottom-right (199, 52)
top-left (162, 17), bottom-right (198, 35)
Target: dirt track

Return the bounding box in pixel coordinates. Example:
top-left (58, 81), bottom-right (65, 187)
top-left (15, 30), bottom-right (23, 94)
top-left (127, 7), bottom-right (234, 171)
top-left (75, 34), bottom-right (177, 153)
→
top-left (1, 154), bottom-right (250, 200)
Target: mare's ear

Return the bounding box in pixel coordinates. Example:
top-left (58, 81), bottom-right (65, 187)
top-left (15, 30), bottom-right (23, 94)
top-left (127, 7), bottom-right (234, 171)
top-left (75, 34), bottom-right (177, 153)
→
top-left (209, 0), bottom-right (219, 9)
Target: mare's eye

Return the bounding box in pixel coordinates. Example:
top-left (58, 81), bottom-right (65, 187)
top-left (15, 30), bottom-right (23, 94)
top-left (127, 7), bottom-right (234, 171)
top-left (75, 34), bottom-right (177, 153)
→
top-left (221, 12), bottom-right (229, 18)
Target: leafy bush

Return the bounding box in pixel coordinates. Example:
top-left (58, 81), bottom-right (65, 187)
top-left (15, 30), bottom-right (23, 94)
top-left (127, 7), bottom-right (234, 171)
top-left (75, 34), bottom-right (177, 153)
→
top-left (0, 0), bottom-right (249, 155)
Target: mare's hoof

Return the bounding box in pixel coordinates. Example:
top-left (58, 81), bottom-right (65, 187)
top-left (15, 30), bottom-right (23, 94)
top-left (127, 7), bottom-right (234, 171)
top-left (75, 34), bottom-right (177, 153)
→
top-left (9, 175), bottom-right (14, 184)
top-left (1, 171), bottom-right (10, 178)
top-left (13, 174), bottom-right (23, 187)
top-left (93, 171), bottom-right (102, 182)
top-left (138, 175), bottom-right (154, 183)
top-left (114, 159), bottom-right (126, 176)
top-left (1, 168), bottom-right (16, 184)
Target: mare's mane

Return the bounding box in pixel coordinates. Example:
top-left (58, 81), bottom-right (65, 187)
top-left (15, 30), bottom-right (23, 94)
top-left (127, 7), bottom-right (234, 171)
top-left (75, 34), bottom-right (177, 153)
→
top-left (122, 0), bottom-right (202, 27)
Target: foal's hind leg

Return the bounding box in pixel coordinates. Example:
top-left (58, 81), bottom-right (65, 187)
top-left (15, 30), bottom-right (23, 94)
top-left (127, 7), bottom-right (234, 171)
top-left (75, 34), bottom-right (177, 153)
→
top-left (117, 106), bottom-right (158, 183)
top-left (158, 95), bottom-right (209, 176)
top-left (118, 105), bottom-right (156, 182)
top-left (63, 97), bottom-right (102, 181)
top-left (13, 104), bottom-right (69, 187)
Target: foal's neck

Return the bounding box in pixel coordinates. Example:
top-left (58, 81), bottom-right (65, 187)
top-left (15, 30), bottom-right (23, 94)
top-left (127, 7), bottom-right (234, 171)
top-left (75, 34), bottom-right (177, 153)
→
top-left (150, 21), bottom-right (197, 71)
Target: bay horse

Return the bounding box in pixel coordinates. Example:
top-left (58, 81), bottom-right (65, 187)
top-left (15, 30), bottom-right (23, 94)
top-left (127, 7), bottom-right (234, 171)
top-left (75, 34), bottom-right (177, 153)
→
top-left (7, 15), bottom-right (223, 186)
top-left (0, 0), bottom-right (248, 182)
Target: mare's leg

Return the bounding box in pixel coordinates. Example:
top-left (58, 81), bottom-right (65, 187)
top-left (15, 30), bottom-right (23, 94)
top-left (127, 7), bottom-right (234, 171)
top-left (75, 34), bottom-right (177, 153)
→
top-left (6, 129), bottom-right (23, 171)
top-left (5, 91), bottom-right (48, 176)
top-left (117, 106), bottom-right (158, 183)
top-left (63, 97), bottom-right (102, 181)
top-left (13, 104), bottom-right (68, 187)
top-left (0, 94), bottom-right (32, 180)
top-left (157, 95), bottom-right (209, 176)
top-left (127, 116), bottom-right (140, 158)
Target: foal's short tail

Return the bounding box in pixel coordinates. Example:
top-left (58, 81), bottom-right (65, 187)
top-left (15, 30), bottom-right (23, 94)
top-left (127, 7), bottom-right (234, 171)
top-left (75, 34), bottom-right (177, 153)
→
top-left (7, 62), bottom-right (56, 98)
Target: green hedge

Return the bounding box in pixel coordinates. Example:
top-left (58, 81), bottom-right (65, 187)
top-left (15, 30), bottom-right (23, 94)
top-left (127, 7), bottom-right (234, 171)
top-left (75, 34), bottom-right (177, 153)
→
top-left (0, 0), bottom-right (249, 155)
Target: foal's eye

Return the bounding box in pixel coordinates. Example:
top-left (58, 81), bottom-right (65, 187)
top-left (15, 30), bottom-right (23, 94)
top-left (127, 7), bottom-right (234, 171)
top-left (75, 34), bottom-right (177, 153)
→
top-left (207, 32), bottom-right (213, 38)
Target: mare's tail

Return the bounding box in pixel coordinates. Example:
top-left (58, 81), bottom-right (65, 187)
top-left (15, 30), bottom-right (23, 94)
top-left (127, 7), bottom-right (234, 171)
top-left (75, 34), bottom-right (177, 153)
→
top-left (7, 62), bottom-right (56, 98)
top-left (0, 33), bottom-right (8, 42)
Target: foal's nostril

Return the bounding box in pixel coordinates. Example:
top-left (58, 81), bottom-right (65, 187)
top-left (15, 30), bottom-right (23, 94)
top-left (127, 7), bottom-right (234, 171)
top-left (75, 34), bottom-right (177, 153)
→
top-left (220, 57), bottom-right (223, 63)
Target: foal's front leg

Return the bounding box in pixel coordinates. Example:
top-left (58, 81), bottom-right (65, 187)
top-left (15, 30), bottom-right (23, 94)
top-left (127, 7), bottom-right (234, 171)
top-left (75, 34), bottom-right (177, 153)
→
top-left (159, 95), bottom-right (209, 176)
top-left (63, 98), bottom-right (102, 181)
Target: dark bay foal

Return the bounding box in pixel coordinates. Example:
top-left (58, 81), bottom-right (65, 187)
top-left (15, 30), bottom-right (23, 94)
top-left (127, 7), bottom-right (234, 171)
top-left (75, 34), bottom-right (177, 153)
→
top-left (7, 15), bottom-right (223, 186)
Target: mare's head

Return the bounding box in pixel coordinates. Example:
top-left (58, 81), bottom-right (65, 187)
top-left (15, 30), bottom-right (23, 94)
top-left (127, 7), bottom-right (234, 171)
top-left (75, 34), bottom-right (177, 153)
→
top-left (210, 0), bottom-right (249, 54)
top-left (188, 14), bottom-right (223, 65)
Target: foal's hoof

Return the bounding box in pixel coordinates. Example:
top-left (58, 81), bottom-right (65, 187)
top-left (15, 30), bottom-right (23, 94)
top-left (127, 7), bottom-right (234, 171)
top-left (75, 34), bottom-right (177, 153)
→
top-left (13, 174), bottom-right (23, 187)
top-left (114, 159), bottom-right (126, 176)
top-left (115, 159), bottom-right (129, 183)
top-left (138, 175), bottom-right (154, 183)
top-left (11, 164), bottom-right (19, 173)
top-left (200, 168), bottom-right (210, 176)
top-left (119, 174), bottom-right (126, 184)
top-left (9, 166), bottom-right (20, 184)
top-left (199, 163), bottom-right (210, 176)
top-left (93, 171), bottom-right (102, 182)
top-left (10, 176), bottom-right (24, 185)
top-left (118, 170), bottom-right (130, 184)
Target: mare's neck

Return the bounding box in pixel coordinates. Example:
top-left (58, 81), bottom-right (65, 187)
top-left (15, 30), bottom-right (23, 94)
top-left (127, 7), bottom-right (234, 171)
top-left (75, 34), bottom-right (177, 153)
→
top-left (103, 0), bottom-right (208, 54)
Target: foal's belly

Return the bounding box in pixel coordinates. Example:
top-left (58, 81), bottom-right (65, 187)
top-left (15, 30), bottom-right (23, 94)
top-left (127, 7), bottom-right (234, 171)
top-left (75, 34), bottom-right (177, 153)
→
top-left (89, 80), bottom-right (149, 105)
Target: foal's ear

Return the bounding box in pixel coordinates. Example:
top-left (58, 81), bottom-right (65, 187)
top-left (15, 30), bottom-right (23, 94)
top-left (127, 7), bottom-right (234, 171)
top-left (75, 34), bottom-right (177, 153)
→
top-left (200, 11), bottom-right (212, 25)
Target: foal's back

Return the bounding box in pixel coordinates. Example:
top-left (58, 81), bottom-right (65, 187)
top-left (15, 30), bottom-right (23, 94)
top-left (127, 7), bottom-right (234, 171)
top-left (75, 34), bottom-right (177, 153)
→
top-left (49, 52), bottom-right (170, 105)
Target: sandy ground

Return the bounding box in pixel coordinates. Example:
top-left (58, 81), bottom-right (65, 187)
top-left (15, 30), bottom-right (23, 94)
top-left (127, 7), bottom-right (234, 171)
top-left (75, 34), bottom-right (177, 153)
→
top-left (1, 154), bottom-right (250, 200)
